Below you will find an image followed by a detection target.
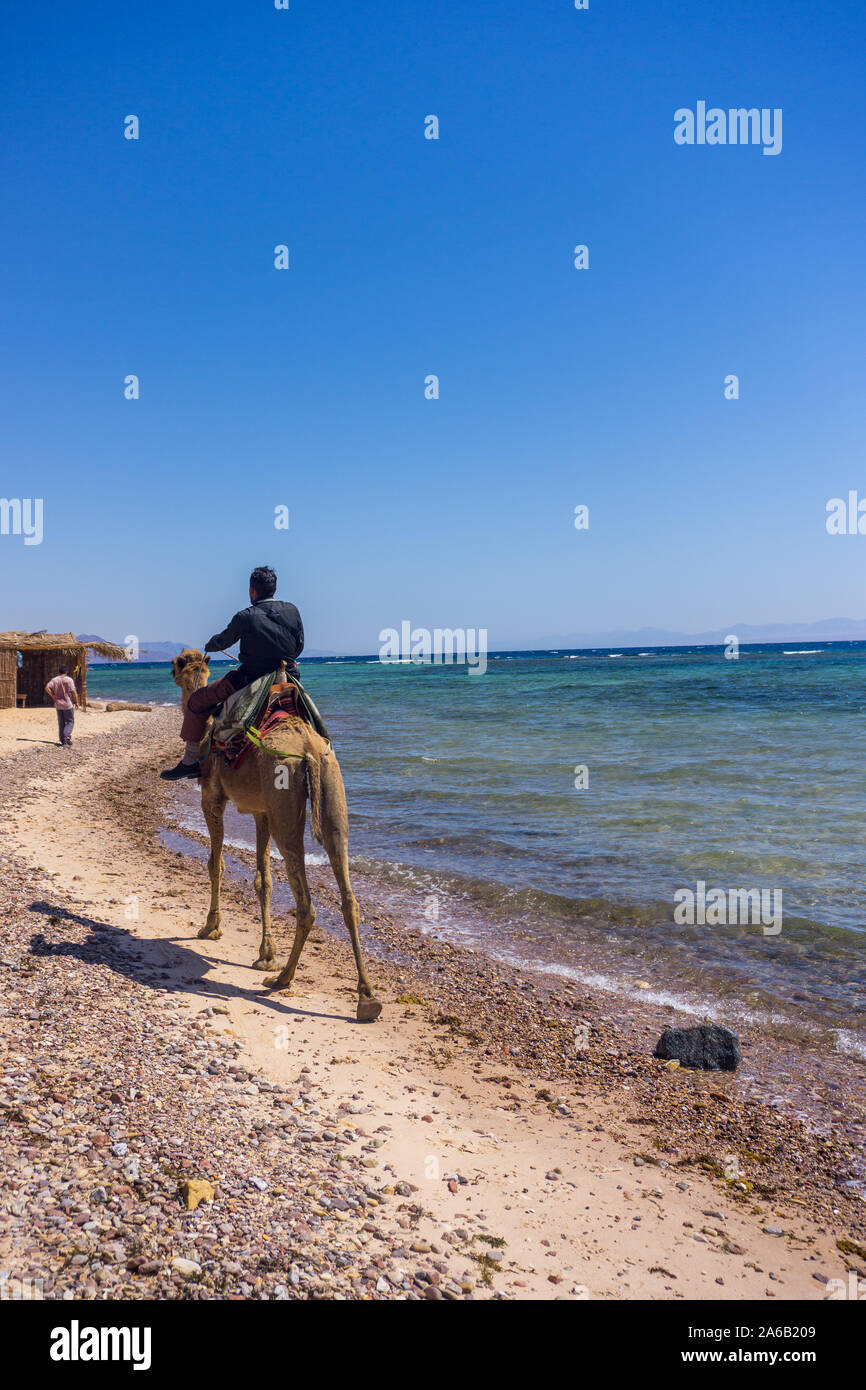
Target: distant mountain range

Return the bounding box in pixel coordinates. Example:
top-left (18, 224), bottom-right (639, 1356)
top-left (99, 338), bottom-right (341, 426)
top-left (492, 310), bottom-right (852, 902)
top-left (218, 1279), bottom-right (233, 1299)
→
top-left (504, 618), bottom-right (866, 650)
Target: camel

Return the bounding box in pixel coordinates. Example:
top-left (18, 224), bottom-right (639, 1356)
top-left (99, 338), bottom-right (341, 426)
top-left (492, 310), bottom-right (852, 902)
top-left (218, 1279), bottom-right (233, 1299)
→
top-left (171, 650), bottom-right (382, 1022)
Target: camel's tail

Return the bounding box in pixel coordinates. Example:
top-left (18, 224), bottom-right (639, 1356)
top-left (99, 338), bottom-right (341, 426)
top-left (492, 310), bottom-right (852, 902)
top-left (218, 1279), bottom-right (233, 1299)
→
top-left (305, 754), bottom-right (323, 844)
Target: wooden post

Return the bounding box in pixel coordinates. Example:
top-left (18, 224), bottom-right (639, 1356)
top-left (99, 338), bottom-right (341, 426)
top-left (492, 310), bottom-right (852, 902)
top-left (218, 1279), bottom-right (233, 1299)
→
top-left (77, 646), bottom-right (87, 711)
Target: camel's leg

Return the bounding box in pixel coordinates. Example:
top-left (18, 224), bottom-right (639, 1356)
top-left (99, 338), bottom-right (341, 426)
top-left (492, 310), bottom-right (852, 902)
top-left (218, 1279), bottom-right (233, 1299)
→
top-left (198, 787), bottom-right (226, 940)
top-left (250, 812), bottom-right (277, 969)
top-left (321, 765), bottom-right (382, 1022)
top-left (327, 846), bottom-right (382, 1022)
top-left (265, 848), bottom-right (316, 993)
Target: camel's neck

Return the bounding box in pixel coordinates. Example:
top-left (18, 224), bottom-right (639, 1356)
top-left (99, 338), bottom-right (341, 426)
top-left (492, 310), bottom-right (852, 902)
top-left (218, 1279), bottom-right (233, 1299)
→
top-left (180, 668), bottom-right (209, 711)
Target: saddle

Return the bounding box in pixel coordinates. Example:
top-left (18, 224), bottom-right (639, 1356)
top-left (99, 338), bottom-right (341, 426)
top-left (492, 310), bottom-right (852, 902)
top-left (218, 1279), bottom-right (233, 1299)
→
top-left (201, 664), bottom-right (328, 773)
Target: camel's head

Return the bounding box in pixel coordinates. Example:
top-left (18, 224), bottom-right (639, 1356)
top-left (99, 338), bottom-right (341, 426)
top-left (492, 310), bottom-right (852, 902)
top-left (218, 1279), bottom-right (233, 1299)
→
top-left (172, 649), bottom-right (210, 707)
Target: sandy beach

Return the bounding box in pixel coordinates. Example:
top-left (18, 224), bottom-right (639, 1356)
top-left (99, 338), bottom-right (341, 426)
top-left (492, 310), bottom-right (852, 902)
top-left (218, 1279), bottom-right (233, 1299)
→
top-left (1, 703), bottom-right (864, 1301)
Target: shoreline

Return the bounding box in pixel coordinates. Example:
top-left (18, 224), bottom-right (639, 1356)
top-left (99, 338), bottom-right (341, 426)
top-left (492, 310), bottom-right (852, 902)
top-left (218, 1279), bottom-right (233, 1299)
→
top-left (169, 793), bottom-right (866, 1051)
top-left (166, 778), bottom-right (866, 1181)
top-left (1, 704), bottom-right (864, 1300)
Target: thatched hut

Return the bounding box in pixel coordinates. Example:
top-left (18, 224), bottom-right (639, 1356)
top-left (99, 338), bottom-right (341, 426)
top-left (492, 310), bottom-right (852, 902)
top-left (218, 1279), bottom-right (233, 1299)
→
top-left (0, 633), bottom-right (129, 710)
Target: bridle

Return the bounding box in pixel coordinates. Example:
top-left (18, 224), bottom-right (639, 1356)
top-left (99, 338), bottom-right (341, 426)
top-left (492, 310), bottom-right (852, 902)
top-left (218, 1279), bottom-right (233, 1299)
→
top-left (181, 649), bottom-right (238, 693)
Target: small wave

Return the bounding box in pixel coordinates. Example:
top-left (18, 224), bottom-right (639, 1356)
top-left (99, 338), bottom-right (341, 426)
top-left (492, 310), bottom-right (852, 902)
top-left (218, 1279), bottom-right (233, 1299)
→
top-left (490, 955), bottom-right (861, 1050)
top-left (516, 959), bottom-right (711, 1015)
top-left (783, 649), bottom-right (821, 655)
top-left (832, 1029), bottom-right (866, 1061)
top-left (90, 696), bottom-right (177, 707)
top-left (608, 653), bottom-right (624, 658)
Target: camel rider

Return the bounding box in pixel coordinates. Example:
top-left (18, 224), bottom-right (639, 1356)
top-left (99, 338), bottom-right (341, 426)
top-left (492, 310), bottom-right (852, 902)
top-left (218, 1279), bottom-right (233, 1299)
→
top-left (160, 566), bottom-right (304, 781)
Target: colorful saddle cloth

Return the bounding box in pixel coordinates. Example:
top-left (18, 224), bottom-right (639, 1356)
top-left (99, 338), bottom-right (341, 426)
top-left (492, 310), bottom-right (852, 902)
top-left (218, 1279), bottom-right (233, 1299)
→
top-left (201, 669), bottom-right (331, 770)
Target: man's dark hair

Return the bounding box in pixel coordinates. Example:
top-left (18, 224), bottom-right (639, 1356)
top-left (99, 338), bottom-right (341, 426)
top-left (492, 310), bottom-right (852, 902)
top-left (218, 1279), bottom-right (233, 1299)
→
top-left (250, 566), bottom-right (277, 599)
top-left (58, 665), bottom-right (67, 675)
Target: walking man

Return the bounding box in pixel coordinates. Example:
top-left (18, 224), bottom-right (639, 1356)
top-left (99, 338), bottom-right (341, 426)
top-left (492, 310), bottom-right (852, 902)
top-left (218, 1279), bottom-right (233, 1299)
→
top-left (44, 665), bottom-right (79, 747)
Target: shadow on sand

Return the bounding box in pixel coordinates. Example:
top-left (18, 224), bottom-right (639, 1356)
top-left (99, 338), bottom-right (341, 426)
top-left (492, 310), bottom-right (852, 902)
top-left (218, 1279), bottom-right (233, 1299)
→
top-left (27, 899), bottom-right (351, 1024)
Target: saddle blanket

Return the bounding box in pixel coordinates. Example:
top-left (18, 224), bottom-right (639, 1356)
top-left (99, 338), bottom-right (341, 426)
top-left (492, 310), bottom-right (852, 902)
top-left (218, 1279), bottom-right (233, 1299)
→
top-left (200, 668), bottom-right (331, 770)
top-left (214, 685), bottom-right (302, 770)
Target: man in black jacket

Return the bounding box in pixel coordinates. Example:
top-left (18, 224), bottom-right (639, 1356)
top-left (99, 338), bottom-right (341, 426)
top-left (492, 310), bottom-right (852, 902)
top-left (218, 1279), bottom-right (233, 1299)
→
top-left (160, 566), bottom-right (304, 780)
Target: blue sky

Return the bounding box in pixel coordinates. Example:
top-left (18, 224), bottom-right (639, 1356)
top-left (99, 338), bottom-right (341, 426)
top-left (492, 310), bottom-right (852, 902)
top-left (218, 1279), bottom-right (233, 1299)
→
top-left (1, 0), bottom-right (864, 652)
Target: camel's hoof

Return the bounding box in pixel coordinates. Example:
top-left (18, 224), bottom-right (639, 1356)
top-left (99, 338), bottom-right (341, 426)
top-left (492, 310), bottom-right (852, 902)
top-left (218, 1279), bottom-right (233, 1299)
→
top-left (252, 958), bottom-right (277, 972)
top-left (264, 975), bottom-right (290, 992)
top-left (356, 996), bottom-right (383, 1023)
top-left (197, 925), bottom-right (222, 940)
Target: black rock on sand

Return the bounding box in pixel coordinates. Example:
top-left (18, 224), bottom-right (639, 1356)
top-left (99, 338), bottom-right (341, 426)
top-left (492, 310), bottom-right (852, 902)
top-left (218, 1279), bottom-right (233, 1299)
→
top-left (653, 1024), bottom-right (741, 1071)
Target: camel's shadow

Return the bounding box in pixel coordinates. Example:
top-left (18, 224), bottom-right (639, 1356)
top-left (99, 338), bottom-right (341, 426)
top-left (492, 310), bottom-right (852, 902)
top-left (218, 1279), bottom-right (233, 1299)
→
top-left (27, 900), bottom-right (350, 1023)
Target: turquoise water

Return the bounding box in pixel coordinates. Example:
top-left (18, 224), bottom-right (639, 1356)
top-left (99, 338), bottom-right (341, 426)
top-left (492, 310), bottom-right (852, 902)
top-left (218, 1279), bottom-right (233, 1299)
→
top-left (89, 644), bottom-right (866, 1038)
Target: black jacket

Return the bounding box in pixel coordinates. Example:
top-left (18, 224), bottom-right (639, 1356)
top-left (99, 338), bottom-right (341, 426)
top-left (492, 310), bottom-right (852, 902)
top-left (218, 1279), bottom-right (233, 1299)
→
top-left (205, 598), bottom-right (304, 686)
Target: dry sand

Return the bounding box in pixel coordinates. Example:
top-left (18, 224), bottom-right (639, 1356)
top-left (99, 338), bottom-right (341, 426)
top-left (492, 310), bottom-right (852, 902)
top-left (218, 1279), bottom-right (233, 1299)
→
top-left (0, 703), bottom-right (137, 758)
top-left (1, 704), bottom-right (862, 1300)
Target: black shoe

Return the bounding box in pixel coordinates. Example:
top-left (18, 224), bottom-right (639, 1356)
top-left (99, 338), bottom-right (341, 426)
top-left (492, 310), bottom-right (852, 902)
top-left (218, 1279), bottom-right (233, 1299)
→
top-left (160, 760), bottom-right (201, 781)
